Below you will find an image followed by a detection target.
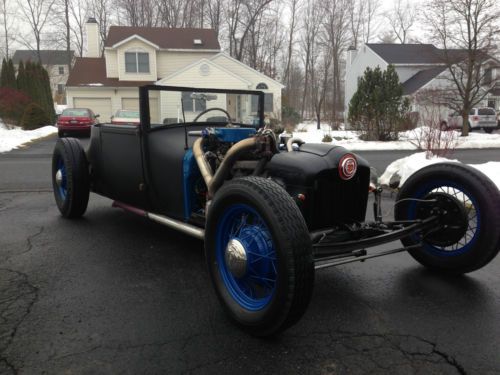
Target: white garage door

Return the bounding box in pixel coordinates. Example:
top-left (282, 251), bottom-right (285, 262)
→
top-left (73, 98), bottom-right (112, 123)
top-left (122, 98), bottom-right (160, 124)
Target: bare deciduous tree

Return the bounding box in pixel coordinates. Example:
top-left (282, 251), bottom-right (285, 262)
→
top-left (283, 0), bottom-right (299, 88)
top-left (324, 0), bottom-right (350, 126)
top-left (89, 0), bottom-right (112, 54)
top-left (18, 0), bottom-right (57, 62)
top-left (386, 0), bottom-right (416, 44)
top-left (69, 0), bottom-right (89, 56)
top-left (361, 0), bottom-right (380, 44)
top-left (299, 0), bottom-right (320, 119)
top-left (225, 0), bottom-right (273, 62)
top-left (0, 0), bottom-right (15, 59)
top-left (425, 0), bottom-right (500, 136)
top-left (206, 0), bottom-right (223, 38)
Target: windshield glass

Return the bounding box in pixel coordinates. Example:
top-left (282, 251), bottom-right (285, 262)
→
top-left (152, 89), bottom-right (265, 127)
top-left (62, 108), bottom-right (90, 117)
top-left (478, 108), bottom-right (496, 115)
top-left (116, 110), bottom-right (140, 118)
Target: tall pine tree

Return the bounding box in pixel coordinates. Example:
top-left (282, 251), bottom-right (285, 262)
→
top-left (17, 61), bottom-right (28, 96)
top-left (0, 59), bottom-right (7, 87)
top-left (6, 59), bottom-right (17, 88)
top-left (348, 65), bottom-right (411, 141)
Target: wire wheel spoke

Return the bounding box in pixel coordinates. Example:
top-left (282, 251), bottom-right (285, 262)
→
top-left (428, 185), bottom-right (479, 252)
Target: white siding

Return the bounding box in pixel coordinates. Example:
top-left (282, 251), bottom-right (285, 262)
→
top-left (396, 66), bottom-right (432, 83)
top-left (157, 51), bottom-right (218, 78)
top-left (160, 60), bottom-right (250, 89)
top-left (105, 49), bottom-right (118, 78)
top-left (116, 39), bottom-right (158, 81)
top-left (344, 45), bottom-right (388, 116)
top-left (210, 54), bottom-right (283, 118)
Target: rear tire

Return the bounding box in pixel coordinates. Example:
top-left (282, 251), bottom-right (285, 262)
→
top-left (52, 138), bottom-right (90, 218)
top-left (484, 128), bottom-right (493, 134)
top-left (205, 177), bottom-right (314, 336)
top-left (395, 163), bottom-right (500, 274)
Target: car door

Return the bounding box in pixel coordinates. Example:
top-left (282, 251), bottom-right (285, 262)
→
top-left (97, 124), bottom-right (149, 208)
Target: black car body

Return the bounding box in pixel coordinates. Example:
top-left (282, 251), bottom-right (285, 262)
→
top-left (52, 85), bottom-right (500, 336)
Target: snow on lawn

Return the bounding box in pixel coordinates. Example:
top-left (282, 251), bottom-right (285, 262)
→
top-left (290, 122), bottom-right (500, 150)
top-left (379, 152), bottom-right (500, 190)
top-left (0, 123), bottom-right (57, 153)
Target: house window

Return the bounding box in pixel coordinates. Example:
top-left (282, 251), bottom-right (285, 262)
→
top-left (251, 93), bottom-right (274, 112)
top-left (256, 82), bottom-right (268, 90)
top-left (181, 91), bottom-right (207, 112)
top-left (125, 52), bottom-right (150, 73)
top-left (59, 66), bottom-right (64, 75)
top-left (484, 68), bottom-right (493, 85)
top-left (57, 84), bottom-right (64, 95)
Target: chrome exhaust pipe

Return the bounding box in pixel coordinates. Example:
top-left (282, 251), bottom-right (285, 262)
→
top-left (192, 136), bottom-right (258, 199)
top-left (112, 201), bottom-right (204, 240)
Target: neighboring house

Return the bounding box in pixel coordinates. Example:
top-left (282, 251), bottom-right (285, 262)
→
top-left (66, 19), bottom-right (284, 123)
top-left (12, 50), bottom-right (75, 104)
top-left (345, 43), bottom-right (500, 121)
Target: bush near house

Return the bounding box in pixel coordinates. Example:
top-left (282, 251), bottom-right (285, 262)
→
top-left (0, 87), bottom-right (31, 125)
top-left (348, 65), bottom-right (411, 141)
top-left (0, 59), bottom-right (55, 129)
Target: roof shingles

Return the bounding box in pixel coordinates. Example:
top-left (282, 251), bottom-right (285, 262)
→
top-left (66, 57), bottom-right (155, 87)
top-left (104, 27), bottom-right (220, 50)
top-left (12, 50), bottom-right (75, 66)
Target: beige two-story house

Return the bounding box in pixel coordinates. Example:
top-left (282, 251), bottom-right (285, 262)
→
top-left (66, 19), bottom-right (284, 123)
top-left (12, 50), bottom-right (75, 104)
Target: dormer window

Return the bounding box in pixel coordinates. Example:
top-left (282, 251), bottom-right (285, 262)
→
top-left (193, 39), bottom-right (203, 45)
top-left (125, 51), bottom-right (150, 73)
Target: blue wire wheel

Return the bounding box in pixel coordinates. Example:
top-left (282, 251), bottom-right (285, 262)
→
top-left (407, 180), bottom-right (480, 257)
top-left (395, 163), bottom-right (500, 274)
top-left (215, 204), bottom-right (277, 311)
top-left (55, 156), bottom-right (68, 200)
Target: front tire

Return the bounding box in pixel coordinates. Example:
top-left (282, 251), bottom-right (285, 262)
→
top-left (52, 138), bottom-right (90, 218)
top-left (205, 177), bottom-right (314, 336)
top-left (395, 163), bottom-right (500, 274)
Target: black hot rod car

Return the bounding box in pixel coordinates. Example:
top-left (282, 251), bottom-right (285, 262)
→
top-left (52, 85), bottom-right (500, 336)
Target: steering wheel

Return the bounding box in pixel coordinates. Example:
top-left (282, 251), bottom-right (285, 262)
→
top-left (192, 107), bottom-right (232, 123)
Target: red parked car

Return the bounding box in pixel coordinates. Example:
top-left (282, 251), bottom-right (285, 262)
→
top-left (57, 108), bottom-right (99, 137)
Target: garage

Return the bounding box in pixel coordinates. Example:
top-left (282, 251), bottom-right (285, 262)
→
top-left (122, 98), bottom-right (160, 124)
top-left (73, 98), bottom-right (112, 123)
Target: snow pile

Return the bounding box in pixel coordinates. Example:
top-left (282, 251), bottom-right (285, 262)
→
top-left (289, 122), bottom-right (500, 150)
top-left (469, 162), bottom-right (500, 189)
top-left (0, 123), bottom-right (57, 153)
top-left (292, 123), bottom-right (357, 144)
top-left (55, 104), bottom-right (68, 114)
top-left (379, 152), bottom-right (500, 190)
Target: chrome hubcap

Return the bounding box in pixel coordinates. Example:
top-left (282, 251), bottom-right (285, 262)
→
top-left (55, 169), bottom-right (63, 187)
top-left (225, 239), bottom-right (247, 278)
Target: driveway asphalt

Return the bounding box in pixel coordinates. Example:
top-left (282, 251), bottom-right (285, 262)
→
top-left (1, 135), bottom-right (500, 374)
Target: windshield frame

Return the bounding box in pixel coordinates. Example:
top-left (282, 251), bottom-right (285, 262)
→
top-left (138, 85), bottom-right (265, 132)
